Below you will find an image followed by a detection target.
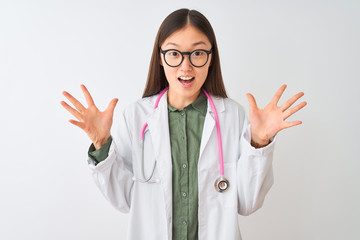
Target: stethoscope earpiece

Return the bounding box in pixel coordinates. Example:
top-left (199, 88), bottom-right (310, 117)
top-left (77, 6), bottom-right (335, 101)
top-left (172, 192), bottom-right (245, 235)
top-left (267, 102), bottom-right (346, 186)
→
top-left (215, 176), bottom-right (230, 193)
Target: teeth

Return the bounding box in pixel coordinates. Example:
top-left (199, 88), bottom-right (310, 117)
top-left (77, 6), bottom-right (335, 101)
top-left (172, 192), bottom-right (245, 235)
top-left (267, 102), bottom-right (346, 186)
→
top-left (179, 76), bottom-right (194, 81)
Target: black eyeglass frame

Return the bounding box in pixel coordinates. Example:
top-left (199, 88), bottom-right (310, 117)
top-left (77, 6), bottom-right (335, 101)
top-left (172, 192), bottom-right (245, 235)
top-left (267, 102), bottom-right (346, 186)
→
top-left (160, 48), bottom-right (213, 68)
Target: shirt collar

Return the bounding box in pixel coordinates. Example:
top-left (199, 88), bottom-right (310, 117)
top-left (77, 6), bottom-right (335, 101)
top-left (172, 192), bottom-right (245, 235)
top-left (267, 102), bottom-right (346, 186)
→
top-left (167, 91), bottom-right (207, 116)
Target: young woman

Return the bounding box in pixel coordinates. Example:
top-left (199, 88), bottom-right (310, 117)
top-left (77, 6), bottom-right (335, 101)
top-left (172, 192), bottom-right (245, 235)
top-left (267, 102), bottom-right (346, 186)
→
top-left (61, 8), bottom-right (306, 240)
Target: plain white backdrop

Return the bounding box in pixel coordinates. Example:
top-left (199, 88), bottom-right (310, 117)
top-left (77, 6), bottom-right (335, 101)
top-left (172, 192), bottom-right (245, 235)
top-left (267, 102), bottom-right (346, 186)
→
top-left (0, 0), bottom-right (359, 239)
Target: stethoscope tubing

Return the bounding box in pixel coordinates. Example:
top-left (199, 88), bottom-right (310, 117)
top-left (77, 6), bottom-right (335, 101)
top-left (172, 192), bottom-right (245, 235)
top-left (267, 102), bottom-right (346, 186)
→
top-left (134, 87), bottom-right (169, 183)
top-left (137, 87), bottom-right (229, 192)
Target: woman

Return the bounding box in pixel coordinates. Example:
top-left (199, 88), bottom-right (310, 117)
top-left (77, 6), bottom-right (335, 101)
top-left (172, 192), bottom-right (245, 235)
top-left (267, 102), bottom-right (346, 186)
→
top-left (61, 8), bottom-right (306, 240)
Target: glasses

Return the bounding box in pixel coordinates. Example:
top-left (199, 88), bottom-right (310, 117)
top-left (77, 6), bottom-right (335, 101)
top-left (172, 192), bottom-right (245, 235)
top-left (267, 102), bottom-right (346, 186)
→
top-left (160, 48), bottom-right (212, 68)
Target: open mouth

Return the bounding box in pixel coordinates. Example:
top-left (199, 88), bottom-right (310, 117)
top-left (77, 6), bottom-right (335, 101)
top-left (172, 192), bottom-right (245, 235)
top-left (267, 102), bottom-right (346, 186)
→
top-left (178, 76), bottom-right (195, 86)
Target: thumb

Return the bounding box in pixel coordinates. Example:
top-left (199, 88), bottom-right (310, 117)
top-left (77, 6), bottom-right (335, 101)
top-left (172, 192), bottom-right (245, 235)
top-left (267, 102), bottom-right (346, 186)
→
top-left (246, 93), bottom-right (258, 112)
top-left (106, 98), bottom-right (119, 114)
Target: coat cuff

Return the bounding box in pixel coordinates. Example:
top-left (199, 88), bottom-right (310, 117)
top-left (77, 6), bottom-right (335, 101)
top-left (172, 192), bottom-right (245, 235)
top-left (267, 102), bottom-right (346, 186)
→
top-left (242, 124), bottom-right (276, 156)
top-left (88, 136), bottom-right (113, 165)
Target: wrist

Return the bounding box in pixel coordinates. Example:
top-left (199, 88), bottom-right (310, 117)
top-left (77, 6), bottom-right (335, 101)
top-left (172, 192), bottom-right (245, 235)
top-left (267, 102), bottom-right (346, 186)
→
top-left (94, 136), bottom-right (110, 150)
top-left (250, 138), bottom-right (270, 149)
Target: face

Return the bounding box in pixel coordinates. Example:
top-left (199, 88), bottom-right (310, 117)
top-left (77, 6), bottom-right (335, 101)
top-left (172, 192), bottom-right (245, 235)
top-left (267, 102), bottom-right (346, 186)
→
top-left (160, 24), bottom-right (212, 105)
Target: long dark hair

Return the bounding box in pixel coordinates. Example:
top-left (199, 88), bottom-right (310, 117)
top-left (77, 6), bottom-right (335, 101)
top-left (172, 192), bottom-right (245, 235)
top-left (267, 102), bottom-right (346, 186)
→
top-left (142, 8), bottom-right (227, 98)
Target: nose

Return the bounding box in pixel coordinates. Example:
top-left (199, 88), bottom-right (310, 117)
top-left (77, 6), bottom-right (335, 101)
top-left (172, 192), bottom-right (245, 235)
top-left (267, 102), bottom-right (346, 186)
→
top-left (179, 54), bottom-right (193, 70)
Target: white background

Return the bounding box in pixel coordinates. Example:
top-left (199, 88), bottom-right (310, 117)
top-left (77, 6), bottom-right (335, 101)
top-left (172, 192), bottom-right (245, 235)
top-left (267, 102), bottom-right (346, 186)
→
top-left (0, 0), bottom-right (359, 239)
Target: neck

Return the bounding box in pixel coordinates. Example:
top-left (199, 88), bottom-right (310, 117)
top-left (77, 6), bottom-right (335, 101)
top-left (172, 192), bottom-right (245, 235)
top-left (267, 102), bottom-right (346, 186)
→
top-left (167, 89), bottom-right (201, 110)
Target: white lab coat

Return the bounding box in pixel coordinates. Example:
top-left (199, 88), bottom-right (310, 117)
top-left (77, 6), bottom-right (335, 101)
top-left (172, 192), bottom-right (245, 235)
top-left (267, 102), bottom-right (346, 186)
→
top-left (87, 90), bottom-right (275, 240)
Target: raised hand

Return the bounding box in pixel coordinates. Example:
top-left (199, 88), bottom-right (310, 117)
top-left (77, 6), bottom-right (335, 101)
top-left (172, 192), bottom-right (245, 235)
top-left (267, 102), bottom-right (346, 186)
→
top-left (61, 84), bottom-right (118, 150)
top-left (246, 84), bottom-right (307, 148)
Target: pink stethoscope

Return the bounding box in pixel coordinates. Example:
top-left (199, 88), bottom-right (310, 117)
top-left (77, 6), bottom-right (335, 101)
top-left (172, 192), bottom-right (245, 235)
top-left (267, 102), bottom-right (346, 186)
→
top-left (133, 87), bottom-right (229, 193)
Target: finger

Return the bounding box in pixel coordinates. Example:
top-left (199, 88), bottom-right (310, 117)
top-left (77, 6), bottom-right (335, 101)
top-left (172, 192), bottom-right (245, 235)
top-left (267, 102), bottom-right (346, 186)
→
top-left (105, 98), bottom-right (119, 114)
top-left (281, 120), bottom-right (303, 130)
top-left (68, 119), bottom-right (85, 130)
top-left (280, 92), bottom-right (304, 111)
top-left (283, 101), bottom-right (307, 120)
top-left (80, 84), bottom-right (95, 107)
top-left (60, 101), bottom-right (83, 120)
top-left (270, 84), bottom-right (287, 106)
top-left (62, 91), bottom-right (86, 112)
top-left (246, 93), bottom-right (258, 112)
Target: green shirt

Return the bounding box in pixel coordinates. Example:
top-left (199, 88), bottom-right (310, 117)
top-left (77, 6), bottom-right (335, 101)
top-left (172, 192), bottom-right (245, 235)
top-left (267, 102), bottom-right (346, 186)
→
top-left (168, 92), bottom-right (207, 240)
top-left (88, 92), bottom-right (207, 240)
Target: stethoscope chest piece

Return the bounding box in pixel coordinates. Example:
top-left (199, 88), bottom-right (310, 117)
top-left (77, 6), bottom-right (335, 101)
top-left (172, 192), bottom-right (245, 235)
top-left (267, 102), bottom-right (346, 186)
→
top-left (215, 176), bottom-right (230, 193)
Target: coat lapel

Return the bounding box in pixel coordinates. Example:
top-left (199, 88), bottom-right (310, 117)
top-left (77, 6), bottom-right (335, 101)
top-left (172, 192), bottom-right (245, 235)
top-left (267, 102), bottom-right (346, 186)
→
top-left (146, 91), bottom-right (173, 237)
top-left (199, 95), bottom-right (225, 161)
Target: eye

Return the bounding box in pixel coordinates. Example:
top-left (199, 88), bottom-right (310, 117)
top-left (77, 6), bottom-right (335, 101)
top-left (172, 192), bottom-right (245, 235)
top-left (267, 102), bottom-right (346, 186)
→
top-left (167, 50), bottom-right (180, 57)
top-left (192, 50), bottom-right (204, 57)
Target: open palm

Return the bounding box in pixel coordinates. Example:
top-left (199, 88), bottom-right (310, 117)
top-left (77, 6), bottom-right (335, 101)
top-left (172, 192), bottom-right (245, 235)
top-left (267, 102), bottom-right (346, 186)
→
top-left (61, 84), bottom-right (118, 149)
top-left (246, 84), bottom-right (307, 147)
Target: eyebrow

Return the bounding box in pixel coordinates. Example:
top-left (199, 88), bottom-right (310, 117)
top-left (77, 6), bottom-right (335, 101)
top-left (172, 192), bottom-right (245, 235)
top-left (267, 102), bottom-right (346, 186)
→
top-left (164, 41), bottom-right (208, 47)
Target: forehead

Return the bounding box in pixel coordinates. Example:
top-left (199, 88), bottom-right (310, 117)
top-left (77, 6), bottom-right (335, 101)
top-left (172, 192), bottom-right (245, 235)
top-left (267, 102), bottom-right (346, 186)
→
top-left (162, 25), bottom-right (211, 49)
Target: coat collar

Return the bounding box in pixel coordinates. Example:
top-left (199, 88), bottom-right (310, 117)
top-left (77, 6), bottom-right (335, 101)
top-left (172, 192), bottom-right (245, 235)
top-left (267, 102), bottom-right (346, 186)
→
top-left (144, 89), bottom-right (225, 113)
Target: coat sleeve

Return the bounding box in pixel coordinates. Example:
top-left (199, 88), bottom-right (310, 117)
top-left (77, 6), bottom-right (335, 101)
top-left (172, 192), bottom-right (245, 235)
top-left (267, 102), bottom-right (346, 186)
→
top-left (236, 106), bottom-right (276, 216)
top-left (87, 109), bottom-right (134, 213)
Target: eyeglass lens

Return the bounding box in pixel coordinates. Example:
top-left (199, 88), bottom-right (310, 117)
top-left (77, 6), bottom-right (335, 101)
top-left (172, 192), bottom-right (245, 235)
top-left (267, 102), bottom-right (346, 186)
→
top-left (164, 50), bottom-right (209, 67)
